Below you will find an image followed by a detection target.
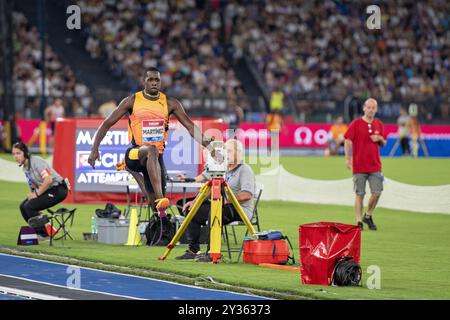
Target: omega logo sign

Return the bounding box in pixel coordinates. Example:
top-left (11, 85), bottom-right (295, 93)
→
top-left (294, 127), bottom-right (329, 145)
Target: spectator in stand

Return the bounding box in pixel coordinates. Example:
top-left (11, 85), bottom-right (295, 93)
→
top-left (226, 1), bottom-right (449, 116)
top-left (44, 99), bottom-right (65, 146)
top-left (0, 122), bottom-right (6, 152)
top-left (397, 108), bottom-right (412, 156)
top-left (77, 0), bottom-right (245, 103)
top-left (44, 99), bottom-right (65, 133)
top-left (270, 87), bottom-right (284, 114)
top-left (12, 11), bottom-right (92, 119)
top-left (326, 116), bottom-right (348, 156)
top-left (98, 100), bottom-right (117, 118)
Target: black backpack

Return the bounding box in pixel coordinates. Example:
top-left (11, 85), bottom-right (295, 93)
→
top-left (145, 213), bottom-right (176, 246)
top-left (95, 203), bottom-right (121, 219)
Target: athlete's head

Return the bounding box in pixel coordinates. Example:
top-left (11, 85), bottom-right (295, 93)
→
top-left (335, 116), bottom-right (344, 124)
top-left (363, 98), bottom-right (378, 119)
top-left (12, 142), bottom-right (30, 166)
top-left (144, 67), bottom-right (161, 96)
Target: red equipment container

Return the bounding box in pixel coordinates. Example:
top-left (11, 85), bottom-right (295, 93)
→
top-left (243, 239), bottom-right (291, 265)
top-left (299, 222), bottom-right (361, 285)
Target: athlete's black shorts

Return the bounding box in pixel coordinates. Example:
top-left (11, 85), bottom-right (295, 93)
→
top-left (125, 146), bottom-right (167, 195)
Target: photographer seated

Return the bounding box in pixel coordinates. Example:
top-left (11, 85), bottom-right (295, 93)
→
top-left (175, 139), bottom-right (255, 262)
top-left (12, 142), bottom-right (68, 239)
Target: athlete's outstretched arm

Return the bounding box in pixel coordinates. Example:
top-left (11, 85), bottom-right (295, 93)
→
top-left (88, 95), bottom-right (134, 168)
top-left (169, 97), bottom-right (213, 151)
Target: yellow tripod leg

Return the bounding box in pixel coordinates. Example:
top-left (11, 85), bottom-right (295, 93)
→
top-left (159, 183), bottom-right (210, 260)
top-left (209, 179), bottom-right (223, 263)
top-left (225, 185), bottom-right (257, 236)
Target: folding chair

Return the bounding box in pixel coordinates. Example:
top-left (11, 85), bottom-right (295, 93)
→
top-left (223, 184), bottom-right (263, 262)
top-left (47, 208), bottom-right (76, 246)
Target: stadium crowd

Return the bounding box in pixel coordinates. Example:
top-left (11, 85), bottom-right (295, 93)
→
top-left (7, 1), bottom-right (450, 122)
top-left (12, 11), bottom-right (93, 118)
top-left (79, 0), bottom-right (245, 101)
top-left (227, 0), bottom-right (450, 117)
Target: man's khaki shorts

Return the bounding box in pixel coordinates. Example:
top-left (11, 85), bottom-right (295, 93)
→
top-left (353, 172), bottom-right (384, 196)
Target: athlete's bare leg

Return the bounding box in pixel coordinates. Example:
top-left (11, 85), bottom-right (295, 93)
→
top-left (138, 145), bottom-right (164, 200)
top-left (127, 168), bottom-right (157, 212)
top-left (126, 167), bottom-right (151, 204)
top-left (147, 194), bottom-right (156, 212)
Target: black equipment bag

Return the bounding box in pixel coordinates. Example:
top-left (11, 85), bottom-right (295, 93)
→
top-left (145, 213), bottom-right (176, 246)
top-left (95, 203), bottom-right (121, 219)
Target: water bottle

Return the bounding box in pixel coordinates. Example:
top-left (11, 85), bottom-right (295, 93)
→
top-left (91, 216), bottom-right (97, 234)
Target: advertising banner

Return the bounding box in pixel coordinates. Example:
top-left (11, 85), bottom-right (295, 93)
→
top-left (237, 123), bottom-right (450, 156)
top-left (52, 118), bottom-right (223, 203)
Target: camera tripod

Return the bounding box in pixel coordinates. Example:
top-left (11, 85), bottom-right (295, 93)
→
top-left (389, 115), bottom-right (429, 157)
top-left (159, 177), bottom-right (257, 263)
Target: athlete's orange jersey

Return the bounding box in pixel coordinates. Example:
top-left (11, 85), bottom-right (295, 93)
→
top-left (128, 91), bottom-right (169, 154)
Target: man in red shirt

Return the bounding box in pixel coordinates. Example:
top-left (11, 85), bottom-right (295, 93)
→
top-left (344, 98), bottom-right (387, 230)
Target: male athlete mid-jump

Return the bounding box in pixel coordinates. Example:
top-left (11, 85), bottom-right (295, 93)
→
top-left (88, 67), bottom-right (214, 216)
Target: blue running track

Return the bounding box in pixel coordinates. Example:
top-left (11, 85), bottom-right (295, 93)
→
top-left (0, 253), bottom-right (268, 300)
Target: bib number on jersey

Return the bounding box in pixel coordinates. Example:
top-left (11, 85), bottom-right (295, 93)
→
top-left (142, 120), bottom-right (164, 143)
